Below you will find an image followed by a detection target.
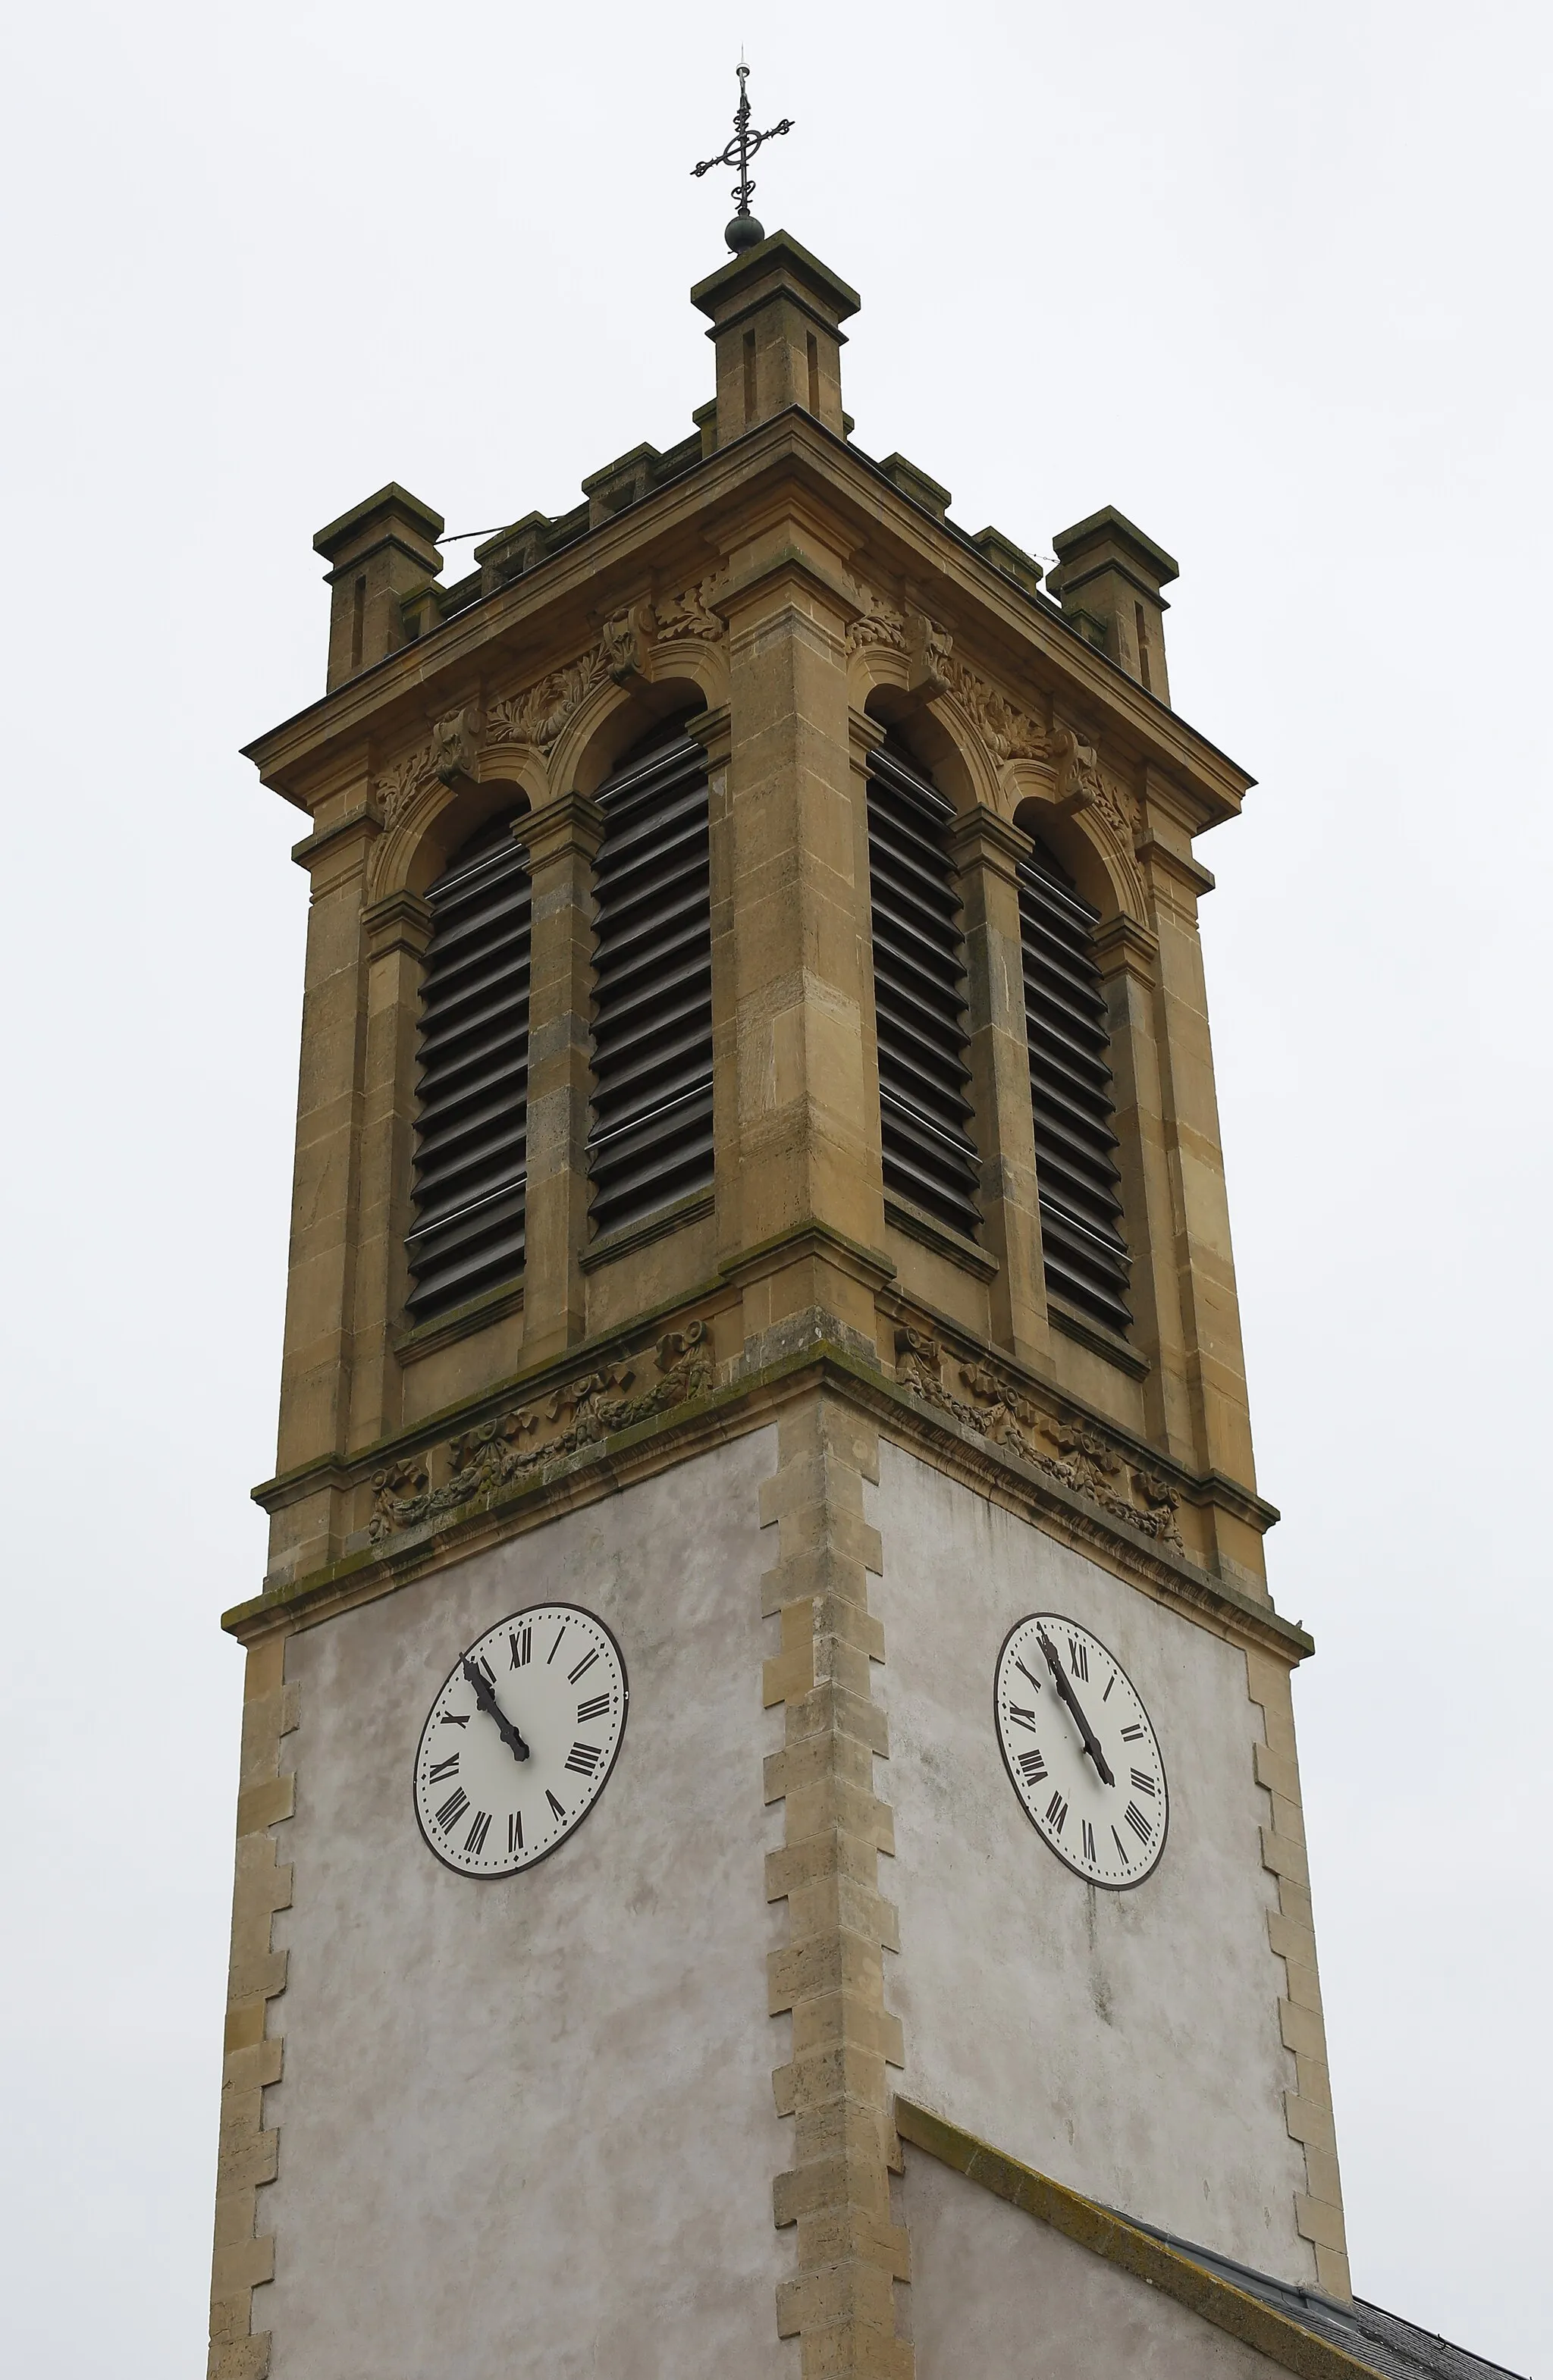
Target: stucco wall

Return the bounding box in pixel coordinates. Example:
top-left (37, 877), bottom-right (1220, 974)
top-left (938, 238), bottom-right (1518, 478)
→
top-left (255, 1425), bottom-right (792, 2380)
top-left (896, 2149), bottom-right (1284, 2378)
top-left (871, 1438), bottom-right (1313, 2281)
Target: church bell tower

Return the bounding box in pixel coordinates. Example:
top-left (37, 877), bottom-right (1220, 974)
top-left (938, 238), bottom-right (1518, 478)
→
top-left (209, 111), bottom-right (1358, 2380)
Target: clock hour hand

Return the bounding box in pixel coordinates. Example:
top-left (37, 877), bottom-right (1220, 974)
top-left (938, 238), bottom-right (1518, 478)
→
top-left (461, 1657), bottom-right (530, 1762)
top-left (1036, 1629), bottom-right (1115, 1789)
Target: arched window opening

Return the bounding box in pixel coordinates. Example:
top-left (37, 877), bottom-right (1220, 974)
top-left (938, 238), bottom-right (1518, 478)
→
top-left (1017, 836), bottom-right (1131, 1334)
top-left (405, 807), bottom-right (532, 1319)
top-left (866, 742), bottom-right (979, 1238)
top-left (587, 723), bottom-right (714, 1240)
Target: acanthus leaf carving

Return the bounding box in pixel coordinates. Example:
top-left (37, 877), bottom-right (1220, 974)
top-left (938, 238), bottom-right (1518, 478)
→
top-left (431, 705), bottom-right (483, 785)
top-left (847, 588), bottom-right (907, 656)
top-left (375, 742), bottom-right (435, 829)
top-left (655, 572), bottom-right (726, 643)
top-left (892, 1324), bottom-right (1182, 1549)
top-left (368, 1321), bottom-right (716, 1541)
top-left (487, 601), bottom-right (659, 754)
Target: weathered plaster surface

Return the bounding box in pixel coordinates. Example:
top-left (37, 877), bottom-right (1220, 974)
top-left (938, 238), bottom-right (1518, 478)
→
top-left (871, 1438), bottom-right (1313, 2281)
top-left (896, 2149), bottom-right (1282, 2378)
top-left (256, 1426), bottom-right (793, 2380)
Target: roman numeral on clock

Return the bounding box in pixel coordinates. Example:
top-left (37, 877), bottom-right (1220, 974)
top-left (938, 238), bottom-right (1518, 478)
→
top-left (1018, 1748), bottom-right (1048, 1783)
top-left (1120, 1723), bottom-right (1145, 1742)
top-left (1045, 1789), bottom-right (1069, 1835)
top-left (564, 1741), bottom-right (604, 1777)
top-left (1125, 1801), bottom-right (1152, 1845)
top-left (576, 1694), bottom-right (611, 1724)
top-left (1015, 1658), bottom-right (1044, 1695)
top-left (1131, 1767), bottom-right (1156, 1796)
top-left (464, 1810), bottom-right (491, 1857)
top-left (428, 1754), bottom-right (460, 1784)
top-left (1081, 1820), bottom-right (1097, 1863)
top-left (435, 1787), bottom-right (470, 1833)
top-left (507, 1811), bottom-right (523, 1856)
top-left (510, 1625), bottom-right (532, 1669)
top-left (1067, 1638), bottom-right (1089, 1682)
top-left (567, 1647), bottom-right (601, 1685)
top-left (439, 1712), bottom-right (469, 1728)
top-left (1006, 1703), bottom-right (1040, 1733)
top-left (545, 1789), bottom-right (566, 1821)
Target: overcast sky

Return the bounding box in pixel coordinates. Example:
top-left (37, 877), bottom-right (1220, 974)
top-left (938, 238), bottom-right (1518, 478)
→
top-left (2, 2), bottom-right (1548, 2372)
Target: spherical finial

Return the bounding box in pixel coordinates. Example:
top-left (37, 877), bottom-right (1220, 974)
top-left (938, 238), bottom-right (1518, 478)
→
top-left (726, 212), bottom-right (764, 253)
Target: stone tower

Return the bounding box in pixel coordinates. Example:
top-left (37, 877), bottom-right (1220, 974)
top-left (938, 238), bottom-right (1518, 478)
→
top-left (209, 229), bottom-right (1359, 2380)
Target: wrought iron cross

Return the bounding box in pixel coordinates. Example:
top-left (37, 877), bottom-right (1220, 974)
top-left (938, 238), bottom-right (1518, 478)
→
top-left (692, 60), bottom-right (793, 254)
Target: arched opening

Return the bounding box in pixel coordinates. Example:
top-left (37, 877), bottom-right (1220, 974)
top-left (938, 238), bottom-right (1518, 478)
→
top-left (1016, 833), bottom-right (1131, 1333)
top-left (586, 710), bottom-right (714, 1240)
top-left (404, 804), bottom-right (532, 1319)
top-left (865, 740), bottom-right (979, 1238)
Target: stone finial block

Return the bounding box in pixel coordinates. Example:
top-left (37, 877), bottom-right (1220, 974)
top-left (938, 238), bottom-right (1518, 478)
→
top-left (691, 229), bottom-right (859, 448)
top-left (313, 482), bottom-right (444, 694)
top-left (877, 454), bottom-right (952, 521)
top-left (970, 525), bottom-right (1043, 594)
top-left (1047, 504), bottom-right (1178, 703)
top-left (581, 443), bottom-right (660, 528)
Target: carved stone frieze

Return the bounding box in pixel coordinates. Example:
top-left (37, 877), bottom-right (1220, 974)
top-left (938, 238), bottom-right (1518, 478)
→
top-left (1054, 721), bottom-right (1137, 844)
top-left (654, 572), bottom-right (726, 641)
top-left (892, 1325), bottom-right (1183, 1549)
top-left (848, 581), bottom-right (1046, 764)
top-left (486, 600), bottom-right (658, 754)
top-left (368, 1321), bottom-right (716, 1540)
top-left (374, 742), bottom-right (435, 829)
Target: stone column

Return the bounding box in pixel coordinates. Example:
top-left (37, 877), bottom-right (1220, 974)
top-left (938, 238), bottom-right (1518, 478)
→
top-left (719, 520), bottom-right (888, 1357)
top-left (946, 805), bottom-right (1051, 1369)
top-left (270, 785), bottom-right (375, 1581)
top-left (520, 789), bottom-right (603, 1362)
top-left (312, 484), bottom-right (444, 693)
top-left (346, 889), bottom-right (432, 1451)
top-left (1136, 775), bottom-right (1263, 1590)
top-left (691, 233), bottom-right (859, 447)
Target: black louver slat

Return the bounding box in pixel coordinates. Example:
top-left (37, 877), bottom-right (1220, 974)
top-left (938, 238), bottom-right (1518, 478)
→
top-left (406, 818), bottom-right (532, 1319)
top-left (1018, 839), bottom-right (1131, 1334)
top-left (866, 746), bottom-right (980, 1238)
top-left (588, 732), bottom-right (714, 1240)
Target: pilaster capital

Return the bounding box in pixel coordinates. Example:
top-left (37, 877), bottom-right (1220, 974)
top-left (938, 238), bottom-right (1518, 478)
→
top-left (946, 804), bottom-right (1034, 884)
top-left (522, 789), bottom-right (604, 870)
top-left (1134, 828), bottom-right (1216, 900)
top-left (686, 704), bottom-right (731, 771)
top-left (362, 888), bottom-right (432, 962)
top-left (1092, 910), bottom-right (1159, 983)
top-left (847, 706), bottom-right (887, 773)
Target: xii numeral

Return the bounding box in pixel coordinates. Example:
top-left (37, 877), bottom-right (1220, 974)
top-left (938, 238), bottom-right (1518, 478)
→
top-left (577, 1694), bottom-right (611, 1725)
top-left (509, 1625), bottom-right (532, 1669)
top-left (564, 1741), bottom-right (604, 1778)
top-left (1018, 1747), bottom-right (1048, 1783)
top-left (1067, 1638), bottom-right (1089, 1682)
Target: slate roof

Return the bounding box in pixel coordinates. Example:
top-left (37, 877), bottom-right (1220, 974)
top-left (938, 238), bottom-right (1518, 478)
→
top-left (1132, 2221), bottom-right (1528, 2380)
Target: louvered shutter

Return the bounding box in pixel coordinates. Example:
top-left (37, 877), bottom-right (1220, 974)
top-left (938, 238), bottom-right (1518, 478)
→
top-left (1018, 838), bottom-right (1132, 1334)
top-left (587, 729), bottom-right (714, 1239)
top-left (866, 745), bottom-right (980, 1238)
top-left (406, 811), bottom-right (532, 1319)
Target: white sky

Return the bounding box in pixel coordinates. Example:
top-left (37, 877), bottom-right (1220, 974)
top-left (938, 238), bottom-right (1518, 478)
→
top-left (2, 2), bottom-right (1548, 2371)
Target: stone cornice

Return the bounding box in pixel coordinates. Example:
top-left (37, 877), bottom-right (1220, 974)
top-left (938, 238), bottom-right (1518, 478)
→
top-left (235, 1334), bottom-right (1307, 1668)
top-left (243, 411), bottom-right (1254, 835)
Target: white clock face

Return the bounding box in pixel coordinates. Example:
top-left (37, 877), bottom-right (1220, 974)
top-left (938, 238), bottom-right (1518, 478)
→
top-left (995, 1613), bottom-right (1168, 1889)
top-left (413, 1604), bottom-right (628, 1877)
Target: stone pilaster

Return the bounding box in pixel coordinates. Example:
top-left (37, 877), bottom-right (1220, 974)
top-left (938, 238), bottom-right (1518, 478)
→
top-left (946, 804), bottom-right (1051, 1369)
top-left (208, 1637), bottom-right (296, 2380)
top-left (720, 525), bottom-right (886, 1352)
top-left (764, 1393), bottom-right (911, 2375)
top-left (347, 887), bottom-right (432, 1448)
top-left (519, 789), bottom-right (603, 1362)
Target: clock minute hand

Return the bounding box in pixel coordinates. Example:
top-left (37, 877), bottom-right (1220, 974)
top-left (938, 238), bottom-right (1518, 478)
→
top-left (1036, 1631), bottom-right (1116, 1789)
top-left (461, 1657), bottom-right (530, 1762)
